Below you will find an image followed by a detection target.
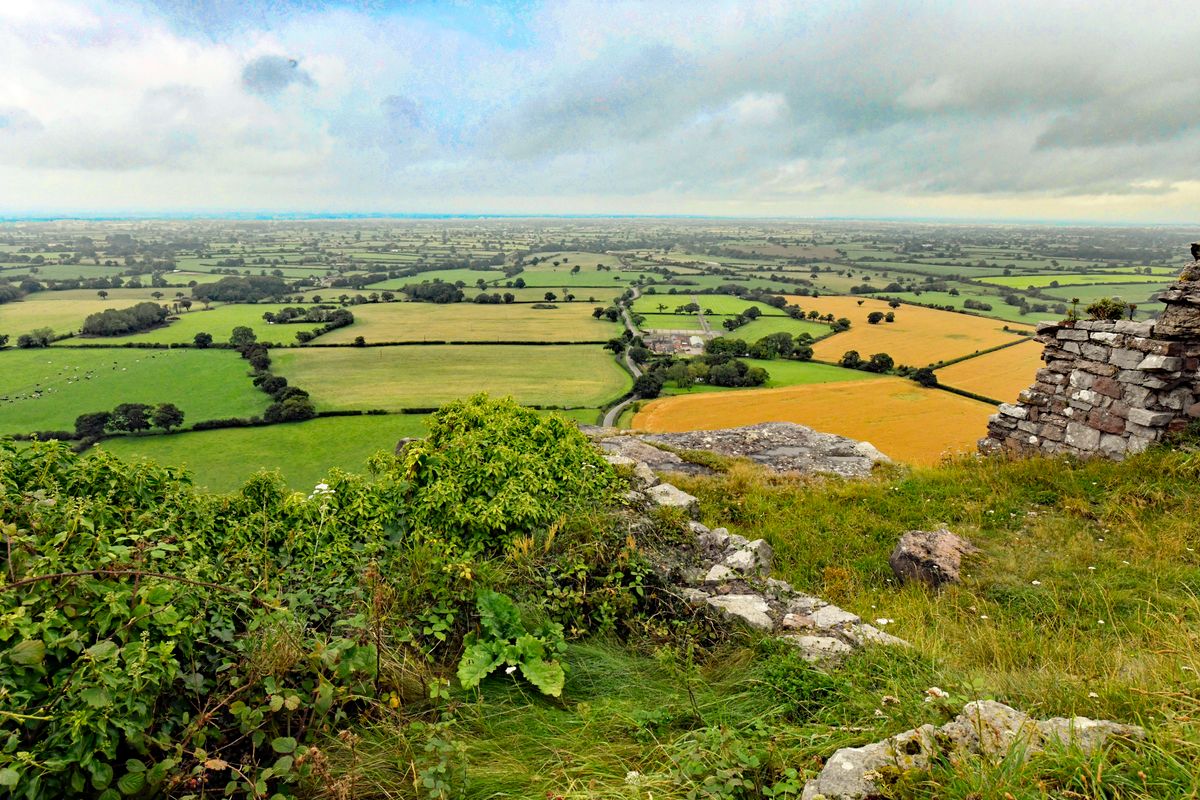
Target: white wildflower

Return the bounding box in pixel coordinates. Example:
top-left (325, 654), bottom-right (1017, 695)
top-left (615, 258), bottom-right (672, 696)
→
top-left (505, 665), bottom-right (517, 675)
top-left (924, 687), bottom-right (949, 703)
top-left (1088, 692), bottom-right (1099, 698)
top-left (874, 618), bottom-right (893, 626)
top-left (625, 771), bottom-right (641, 786)
top-left (1031, 580), bottom-right (1042, 586)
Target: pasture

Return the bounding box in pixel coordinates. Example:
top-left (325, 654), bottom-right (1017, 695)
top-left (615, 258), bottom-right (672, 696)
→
top-left (272, 344), bottom-right (631, 410)
top-left (666, 359), bottom-right (883, 394)
top-left (723, 316), bottom-right (831, 341)
top-left (318, 301), bottom-right (622, 343)
top-left (980, 273), bottom-right (1168, 289)
top-left (935, 340), bottom-right (1044, 403)
top-left (60, 304), bottom-right (301, 345)
top-left (0, 288), bottom-right (180, 336)
top-left (783, 295), bottom-right (1032, 367)
top-left (0, 348), bottom-right (265, 435)
top-left (634, 376), bottom-right (995, 464)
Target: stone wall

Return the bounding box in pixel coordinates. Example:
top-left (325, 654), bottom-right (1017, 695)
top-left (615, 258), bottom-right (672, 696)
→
top-left (980, 267), bottom-right (1200, 459)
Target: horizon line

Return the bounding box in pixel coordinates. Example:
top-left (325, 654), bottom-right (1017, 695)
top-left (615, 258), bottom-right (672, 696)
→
top-left (2, 211), bottom-right (1199, 228)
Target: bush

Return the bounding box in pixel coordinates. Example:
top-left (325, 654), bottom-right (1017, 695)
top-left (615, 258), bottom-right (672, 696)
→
top-left (1087, 297), bottom-right (1129, 321)
top-left (399, 394), bottom-right (620, 550)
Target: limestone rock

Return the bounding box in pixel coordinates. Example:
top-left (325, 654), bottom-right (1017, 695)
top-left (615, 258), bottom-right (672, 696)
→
top-left (779, 634), bottom-right (854, 663)
top-left (597, 434), bottom-right (716, 476)
top-left (888, 528), bottom-right (978, 588)
top-left (723, 539), bottom-right (773, 577)
top-left (800, 724), bottom-right (936, 800)
top-left (644, 483), bottom-right (699, 515)
top-left (1036, 716), bottom-right (1145, 752)
top-left (938, 701), bottom-right (1038, 759)
top-left (810, 604), bottom-right (861, 628)
top-left (706, 594), bottom-right (773, 630)
top-left (641, 422), bottom-right (891, 479)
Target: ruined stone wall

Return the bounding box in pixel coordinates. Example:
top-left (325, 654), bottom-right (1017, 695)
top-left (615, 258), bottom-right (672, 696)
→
top-left (980, 269), bottom-right (1200, 459)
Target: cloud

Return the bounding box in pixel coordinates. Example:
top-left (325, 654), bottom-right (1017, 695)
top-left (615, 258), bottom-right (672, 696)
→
top-left (241, 54), bottom-right (315, 96)
top-left (0, 0), bottom-right (1198, 220)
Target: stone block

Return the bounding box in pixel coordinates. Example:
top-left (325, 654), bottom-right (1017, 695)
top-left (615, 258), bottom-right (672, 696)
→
top-left (1080, 344), bottom-right (1111, 361)
top-left (1058, 329), bottom-right (1089, 341)
top-left (1065, 422), bottom-right (1101, 451)
top-left (1069, 371), bottom-right (1094, 389)
top-left (1086, 409), bottom-right (1126, 435)
top-left (1091, 376), bottom-right (1122, 398)
top-left (1126, 408), bottom-right (1173, 427)
top-left (997, 403), bottom-right (1027, 420)
top-left (1090, 331), bottom-right (1123, 346)
top-left (1098, 434), bottom-right (1128, 459)
top-left (1137, 354), bottom-right (1183, 372)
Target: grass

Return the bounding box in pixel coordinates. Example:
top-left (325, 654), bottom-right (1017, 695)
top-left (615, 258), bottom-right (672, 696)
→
top-left (722, 315), bottom-right (832, 341)
top-left (0, 288), bottom-right (178, 336)
top-left (317, 302), bottom-right (622, 343)
top-left (936, 340), bottom-right (1044, 403)
top-left (634, 376), bottom-right (995, 464)
top-left (670, 359), bottom-right (885, 393)
top-left (58, 304), bottom-right (303, 346)
top-left (0, 347), bottom-right (267, 434)
top-left (981, 274), bottom-right (1174, 289)
top-left (784, 295), bottom-right (1031, 367)
top-left (272, 344), bottom-right (632, 410)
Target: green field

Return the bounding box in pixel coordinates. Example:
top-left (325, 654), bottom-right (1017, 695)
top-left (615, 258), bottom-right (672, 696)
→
top-left (0, 289), bottom-right (180, 336)
top-left (273, 344), bottom-right (631, 410)
top-left (980, 273), bottom-right (1170, 289)
top-left (633, 294), bottom-right (785, 317)
top-left (318, 301), bottom-right (622, 343)
top-left (0, 348), bottom-right (266, 435)
top-left (665, 358), bottom-right (883, 394)
top-left (1039, 281), bottom-right (1173, 308)
top-left (59, 304), bottom-right (301, 346)
top-left (503, 267), bottom-right (646, 288)
top-left (719, 316), bottom-right (831, 341)
top-left (639, 313), bottom-right (706, 331)
top-left (366, 268), bottom-right (508, 289)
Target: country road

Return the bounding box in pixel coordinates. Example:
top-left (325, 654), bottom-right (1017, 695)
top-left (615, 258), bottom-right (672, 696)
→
top-left (692, 293), bottom-right (713, 334)
top-left (603, 286), bottom-right (642, 427)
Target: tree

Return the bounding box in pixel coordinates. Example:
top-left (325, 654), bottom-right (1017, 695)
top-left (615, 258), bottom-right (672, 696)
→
top-left (0, 334), bottom-right (7, 348)
top-left (353, 335), bottom-right (367, 346)
top-left (193, 332), bottom-right (213, 349)
top-left (111, 403), bottom-right (152, 433)
top-left (74, 411), bottom-right (111, 439)
top-left (592, 307), bottom-right (605, 319)
top-left (544, 292), bottom-right (557, 302)
top-left (885, 312), bottom-right (895, 322)
top-left (264, 396), bottom-right (316, 423)
top-left (633, 372), bottom-right (665, 398)
top-left (503, 293), bottom-right (515, 304)
top-left (152, 291), bottom-right (163, 302)
top-left (153, 403), bottom-right (185, 432)
top-left (867, 311), bottom-right (885, 325)
top-left (864, 352), bottom-right (894, 373)
top-left (839, 350), bottom-right (863, 369)
top-left (230, 326), bottom-right (257, 349)
top-left (604, 338), bottom-right (626, 354)
top-left (912, 367), bottom-right (938, 387)
top-left (97, 290), bottom-right (108, 301)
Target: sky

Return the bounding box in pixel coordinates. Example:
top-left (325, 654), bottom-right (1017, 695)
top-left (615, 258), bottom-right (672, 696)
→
top-left (1, 0), bottom-right (1198, 221)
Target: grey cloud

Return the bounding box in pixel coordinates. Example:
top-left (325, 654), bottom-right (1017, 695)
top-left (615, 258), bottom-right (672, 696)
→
top-left (241, 55), bottom-right (314, 96)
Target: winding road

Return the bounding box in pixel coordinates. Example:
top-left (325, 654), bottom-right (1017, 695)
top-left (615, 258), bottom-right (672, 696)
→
top-left (602, 286), bottom-right (643, 427)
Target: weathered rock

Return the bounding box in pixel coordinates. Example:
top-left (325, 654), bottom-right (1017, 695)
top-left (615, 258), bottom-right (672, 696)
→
top-left (800, 725), bottom-right (936, 800)
top-left (596, 434), bottom-right (717, 475)
top-left (780, 634), bottom-right (854, 663)
top-left (706, 594), bottom-right (773, 630)
top-left (723, 539), bottom-right (773, 577)
top-left (704, 564), bottom-right (737, 584)
top-left (888, 528), bottom-right (978, 588)
top-left (644, 483), bottom-right (699, 515)
top-left (641, 422), bottom-right (891, 478)
top-left (801, 701), bottom-right (1146, 799)
top-left (810, 604), bottom-right (861, 628)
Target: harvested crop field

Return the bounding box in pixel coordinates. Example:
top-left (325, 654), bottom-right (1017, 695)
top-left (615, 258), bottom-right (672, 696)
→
top-left (633, 377), bottom-right (995, 464)
top-left (783, 295), bottom-right (1030, 367)
top-left (318, 301), bottom-right (622, 343)
top-left (935, 340), bottom-right (1044, 403)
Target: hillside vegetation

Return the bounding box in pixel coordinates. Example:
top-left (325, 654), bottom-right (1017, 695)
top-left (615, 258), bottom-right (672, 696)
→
top-left (2, 398), bottom-right (1199, 799)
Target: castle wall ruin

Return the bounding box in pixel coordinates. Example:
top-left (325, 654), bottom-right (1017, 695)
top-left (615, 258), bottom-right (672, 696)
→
top-left (980, 267), bottom-right (1200, 459)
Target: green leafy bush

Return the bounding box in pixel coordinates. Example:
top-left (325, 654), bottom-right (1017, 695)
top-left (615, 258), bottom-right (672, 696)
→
top-left (456, 591), bottom-right (567, 697)
top-left (399, 394), bottom-right (621, 550)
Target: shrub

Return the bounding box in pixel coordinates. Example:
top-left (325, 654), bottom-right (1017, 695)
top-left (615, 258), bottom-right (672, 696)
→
top-left (1087, 297), bottom-right (1128, 321)
top-left (399, 394), bottom-right (620, 550)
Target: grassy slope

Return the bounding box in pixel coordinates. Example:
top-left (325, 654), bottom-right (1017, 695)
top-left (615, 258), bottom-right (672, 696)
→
top-left (0, 347), bottom-right (267, 434)
top-left (319, 447), bottom-right (1200, 799)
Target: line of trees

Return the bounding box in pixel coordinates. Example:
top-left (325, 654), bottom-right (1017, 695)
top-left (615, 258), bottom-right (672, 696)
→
top-left (74, 403), bottom-right (185, 439)
top-left (81, 301), bottom-right (168, 336)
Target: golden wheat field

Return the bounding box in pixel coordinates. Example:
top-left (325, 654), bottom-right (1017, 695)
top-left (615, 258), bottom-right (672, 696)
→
top-left (633, 377), bottom-right (996, 464)
top-left (935, 339), bottom-right (1044, 403)
top-left (783, 295), bottom-right (1030, 367)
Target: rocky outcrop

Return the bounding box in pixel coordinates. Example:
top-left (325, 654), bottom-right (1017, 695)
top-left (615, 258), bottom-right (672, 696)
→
top-left (591, 422), bottom-right (891, 479)
top-left (888, 528), bottom-right (978, 588)
top-left (801, 700), bottom-right (1145, 799)
top-left (981, 265), bottom-right (1200, 460)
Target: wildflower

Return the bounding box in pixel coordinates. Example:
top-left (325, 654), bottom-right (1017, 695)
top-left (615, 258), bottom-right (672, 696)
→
top-left (874, 709), bottom-right (885, 717)
top-left (1087, 692), bottom-right (1099, 699)
top-left (1031, 580), bottom-right (1042, 586)
top-left (1088, 566), bottom-right (1096, 571)
top-left (979, 614), bottom-right (989, 620)
top-left (505, 665), bottom-right (517, 675)
top-left (924, 687), bottom-right (949, 702)
top-left (625, 771), bottom-right (641, 786)
top-left (881, 695), bottom-right (900, 706)
top-left (875, 618), bottom-right (893, 626)
top-left (1098, 620), bottom-right (1105, 625)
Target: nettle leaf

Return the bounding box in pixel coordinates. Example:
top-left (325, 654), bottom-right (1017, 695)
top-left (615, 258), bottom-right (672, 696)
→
top-left (116, 770), bottom-right (145, 795)
top-left (456, 641), bottom-right (505, 690)
top-left (80, 686), bottom-right (113, 708)
top-left (85, 640), bottom-right (120, 660)
top-left (7, 638), bottom-right (45, 666)
top-left (518, 656), bottom-right (565, 698)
